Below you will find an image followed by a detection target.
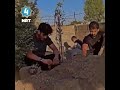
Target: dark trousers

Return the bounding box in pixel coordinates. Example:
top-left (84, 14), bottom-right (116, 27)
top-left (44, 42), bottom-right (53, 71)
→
top-left (24, 54), bottom-right (61, 70)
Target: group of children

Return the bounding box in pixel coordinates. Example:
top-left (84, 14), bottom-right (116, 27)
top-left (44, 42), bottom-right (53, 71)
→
top-left (24, 21), bottom-right (105, 71)
top-left (64, 21), bottom-right (105, 58)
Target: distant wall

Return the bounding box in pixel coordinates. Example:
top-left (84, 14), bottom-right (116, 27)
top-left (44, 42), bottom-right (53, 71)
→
top-left (47, 25), bottom-right (75, 51)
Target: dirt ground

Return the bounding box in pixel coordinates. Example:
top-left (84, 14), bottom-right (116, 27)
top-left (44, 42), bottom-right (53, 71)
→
top-left (15, 53), bottom-right (105, 90)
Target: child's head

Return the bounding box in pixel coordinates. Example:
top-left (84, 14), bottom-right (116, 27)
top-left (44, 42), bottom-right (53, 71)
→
top-left (89, 21), bottom-right (99, 37)
top-left (71, 36), bottom-right (77, 42)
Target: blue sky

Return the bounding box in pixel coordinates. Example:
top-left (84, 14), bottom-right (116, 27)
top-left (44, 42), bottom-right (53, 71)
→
top-left (36, 0), bottom-right (105, 25)
top-left (36, 0), bottom-right (85, 24)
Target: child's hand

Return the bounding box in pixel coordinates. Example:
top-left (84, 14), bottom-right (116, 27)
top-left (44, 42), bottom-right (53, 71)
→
top-left (41, 59), bottom-right (53, 65)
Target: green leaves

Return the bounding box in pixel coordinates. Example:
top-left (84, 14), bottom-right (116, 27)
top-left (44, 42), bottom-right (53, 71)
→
top-left (15, 0), bottom-right (40, 68)
top-left (84, 0), bottom-right (105, 22)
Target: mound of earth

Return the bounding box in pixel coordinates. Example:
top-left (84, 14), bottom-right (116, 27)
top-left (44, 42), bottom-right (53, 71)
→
top-left (15, 54), bottom-right (105, 90)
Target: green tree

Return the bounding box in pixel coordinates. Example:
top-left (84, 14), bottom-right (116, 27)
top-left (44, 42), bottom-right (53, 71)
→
top-left (70, 21), bottom-right (81, 25)
top-left (84, 0), bottom-right (105, 22)
top-left (15, 0), bottom-right (40, 68)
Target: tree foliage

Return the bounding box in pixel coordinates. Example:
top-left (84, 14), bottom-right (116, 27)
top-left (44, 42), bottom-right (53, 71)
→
top-left (70, 21), bottom-right (81, 25)
top-left (84, 0), bottom-right (105, 22)
top-left (15, 0), bottom-right (40, 68)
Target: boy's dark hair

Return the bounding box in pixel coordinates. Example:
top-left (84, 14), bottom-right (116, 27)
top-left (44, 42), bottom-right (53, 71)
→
top-left (37, 22), bottom-right (53, 35)
top-left (71, 36), bottom-right (77, 40)
top-left (89, 21), bottom-right (99, 30)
